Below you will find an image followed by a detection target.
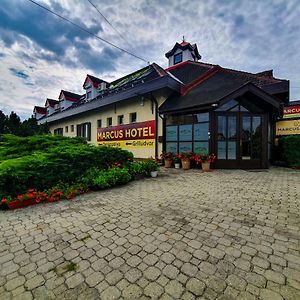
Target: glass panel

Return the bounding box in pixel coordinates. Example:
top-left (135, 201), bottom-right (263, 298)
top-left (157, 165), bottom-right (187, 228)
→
top-left (166, 126), bottom-right (178, 142)
top-left (240, 105), bottom-right (249, 112)
top-left (228, 141), bottom-right (236, 159)
top-left (218, 116), bottom-right (226, 140)
top-left (194, 123), bottom-right (209, 140)
top-left (218, 141), bottom-right (226, 159)
top-left (196, 113), bottom-right (209, 122)
top-left (252, 116), bottom-right (262, 159)
top-left (228, 116), bottom-right (237, 140)
top-left (166, 142), bottom-right (178, 154)
top-left (216, 99), bottom-right (239, 111)
top-left (179, 125), bottom-right (193, 141)
top-left (179, 142), bottom-right (193, 153)
top-left (241, 116), bottom-right (251, 159)
top-left (194, 142), bottom-right (209, 154)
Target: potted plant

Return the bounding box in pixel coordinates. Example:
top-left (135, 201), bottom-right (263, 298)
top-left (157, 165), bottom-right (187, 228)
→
top-left (199, 153), bottom-right (216, 171)
top-left (174, 155), bottom-right (181, 169)
top-left (178, 152), bottom-right (194, 170)
top-left (160, 152), bottom-right (174, 168)
top-left (144, 159), bottom-right (159, 177)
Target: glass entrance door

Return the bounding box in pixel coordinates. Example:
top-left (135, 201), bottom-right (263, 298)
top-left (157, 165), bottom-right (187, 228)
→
top-left (214, 112), bottom-right (265, 168)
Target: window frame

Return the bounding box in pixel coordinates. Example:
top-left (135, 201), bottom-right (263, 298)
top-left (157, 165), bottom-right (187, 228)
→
top-left (130, 112), bottom-right (137, 123)
top-left (118, 115), bottom-right (124, 125)
top-left (97, 119), bottom-right (102, 128)
top-left (173, 52), bottom-right (183, 65)
top-left (70, 125), bottom-right (74, 132)
top-left (76, 122), bottom-right (91, 141)
top-left (107, 117), bottom-right (112, 127)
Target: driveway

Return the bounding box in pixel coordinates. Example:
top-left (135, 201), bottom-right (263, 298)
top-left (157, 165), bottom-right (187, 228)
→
top-left (0, 167), bottom-right (299, 300)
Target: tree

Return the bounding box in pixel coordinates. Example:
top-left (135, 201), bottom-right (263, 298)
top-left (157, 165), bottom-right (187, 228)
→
top-left (0, 110), bottom-right (8, 134)
top-left (0, 111), bottom-right (49, 136)
top-left (6, 111), bottom-right (21, 135)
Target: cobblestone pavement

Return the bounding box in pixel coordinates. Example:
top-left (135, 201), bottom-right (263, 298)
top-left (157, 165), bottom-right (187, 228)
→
top-left (0, 167), bottom-right (300, 300)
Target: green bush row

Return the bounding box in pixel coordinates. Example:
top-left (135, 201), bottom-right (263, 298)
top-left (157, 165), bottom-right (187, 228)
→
top-left (0, 135), bottom-right (133, 198)
top-left (280, 135), bottom-right (300, 167)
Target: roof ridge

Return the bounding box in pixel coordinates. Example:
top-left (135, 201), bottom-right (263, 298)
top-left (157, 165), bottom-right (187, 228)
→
top-left (191, 61), bottom-right (284, 82)
top-left (181, 65), bottom-right (221, 96)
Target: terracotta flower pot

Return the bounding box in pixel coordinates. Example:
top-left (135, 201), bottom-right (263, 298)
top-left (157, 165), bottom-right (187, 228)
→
top-left (181, 159), bottom-right (190, 170)
top-left (164, 159), bottom-right (173, 168)
top-left (202, 162), bottom-right (210, 171)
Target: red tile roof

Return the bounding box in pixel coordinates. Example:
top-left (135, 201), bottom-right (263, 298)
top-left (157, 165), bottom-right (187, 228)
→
top-left (34, 106), bottom-right (46, 114)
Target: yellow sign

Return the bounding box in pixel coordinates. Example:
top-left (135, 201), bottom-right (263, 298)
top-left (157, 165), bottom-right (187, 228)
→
top-left (98, 139), bottom-right (155, 148)
top-left (276, 119), bottom-right (300, 136)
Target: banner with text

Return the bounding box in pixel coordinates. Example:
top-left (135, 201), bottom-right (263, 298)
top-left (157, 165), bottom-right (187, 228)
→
top-left (283, 104), bottom-right (300, 119)
top-left (97, 120), bottom-right (156, 149)
top-left (276, 119), bottom-right (300, 136)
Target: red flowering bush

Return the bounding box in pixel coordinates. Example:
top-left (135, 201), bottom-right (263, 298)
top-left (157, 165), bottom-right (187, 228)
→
top-left (195, 153), bottom-right (217, 164)
top-left (1, 183), bottom-right (88, 207)
top-left (177, 152), bottom-right (195, 161)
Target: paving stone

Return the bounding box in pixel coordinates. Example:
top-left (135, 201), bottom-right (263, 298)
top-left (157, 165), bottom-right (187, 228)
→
top-left (122, 284), bottom-right (142, 299)
top-left (101, 286), bottom-right (121, 300)
top-left (193, 249), bottom-right (209, 260)
top-left (144, 266), bottom-right (161, 281)
top-left (106, 270), bottom-right (123, 285)
top-left (85, 272), bottom-right (104, 287)
top-left (144, 282), bottom-right (164, 299)
top-left (165, 279), bottom-right (184, 298)
top-left (181, 262), bottom-right (198, 277)
top-left (124, 268), bottom-right (142, 283)
top-left (226, 274), bottom-right (247, 291)
top-left (260, 288), bottom-right (284, 300)
top-left (186, 278), bottom-right (205, 296)
top-left (245, 272), bottom-right (267, 288)
top-left (66, 273), bottom-right (84, 289)
top-left (265, 270), bottom-right (286, 284)
top-left (24, 274), bottom-right (45, 290)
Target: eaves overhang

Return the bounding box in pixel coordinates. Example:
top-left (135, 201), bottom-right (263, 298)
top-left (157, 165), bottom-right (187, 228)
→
top-left (38, 76), bottom-right (180, 124)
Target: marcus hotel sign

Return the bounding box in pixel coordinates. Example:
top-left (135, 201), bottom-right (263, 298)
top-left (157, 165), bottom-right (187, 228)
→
top-left (97, 120), bottom-right (156, 148)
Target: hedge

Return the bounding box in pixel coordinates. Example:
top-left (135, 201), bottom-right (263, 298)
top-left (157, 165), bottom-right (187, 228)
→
top-left (0, 134), bottom-right (133, 198)
top-left (280, 135), bottom-right (300, 167)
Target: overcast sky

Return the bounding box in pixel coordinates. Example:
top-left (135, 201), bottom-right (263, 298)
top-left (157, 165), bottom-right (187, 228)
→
top-left (0, 0), bottom-right (299, 119)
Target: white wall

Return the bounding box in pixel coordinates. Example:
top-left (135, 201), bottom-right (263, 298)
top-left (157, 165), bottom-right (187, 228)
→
top-left (49, 94), bottom-right (169, 158)
top-left (168, 48), bottom-right (195, 67)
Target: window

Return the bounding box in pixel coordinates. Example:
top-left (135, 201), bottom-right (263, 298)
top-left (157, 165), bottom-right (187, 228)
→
top-left (76, 122), bottom-right (91, 141)
top-left (65, 126), bottom-right (68, 133)
top-left (174, 52), bottom-right (182, 65)
top-left (86, 91), bottom-right (92, 99)
top-left (118, 115), bottom-right (124, 125)
top-left (130, 112), bottom-right (137, 123)
top-left (107, 117), bottom-right (112, 127)
top-left (71, 125), bottom-right (74, 132)
top-left (97, 119), bottom-right (102, 128)
top-left (54, 128), bottom-right (63, 135)
top-left (165, 112), bottom-right (210, 154)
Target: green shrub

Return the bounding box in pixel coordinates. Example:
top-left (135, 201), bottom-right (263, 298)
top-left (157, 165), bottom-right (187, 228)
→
top-left (127, 159), bottom-right (159, 177)
top-left (82, 167), bottom-right (131, 190)
top-left (0, 135), bottom-right (133, 199)
top-left (280, 136), bottom-right (300, 167)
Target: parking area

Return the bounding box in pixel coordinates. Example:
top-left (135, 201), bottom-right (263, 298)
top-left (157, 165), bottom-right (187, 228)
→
top-left (0, 167), bottom-right (299, 300)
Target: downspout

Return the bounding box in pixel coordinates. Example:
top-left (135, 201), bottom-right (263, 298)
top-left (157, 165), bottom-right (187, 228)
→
top-left (150, 93), bottom-right (159, 158)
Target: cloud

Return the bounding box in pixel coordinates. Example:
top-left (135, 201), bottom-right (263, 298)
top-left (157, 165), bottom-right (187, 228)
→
top-left (0, 0), bottom-right (299, 119)
top-left (9, 68), bottom-right (29, 79)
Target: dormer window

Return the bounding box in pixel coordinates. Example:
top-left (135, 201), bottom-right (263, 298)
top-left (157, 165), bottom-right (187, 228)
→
top-left (174, 52), bottom-right (183, 65)
top-left (87, 91), bottom-right (92, 99)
